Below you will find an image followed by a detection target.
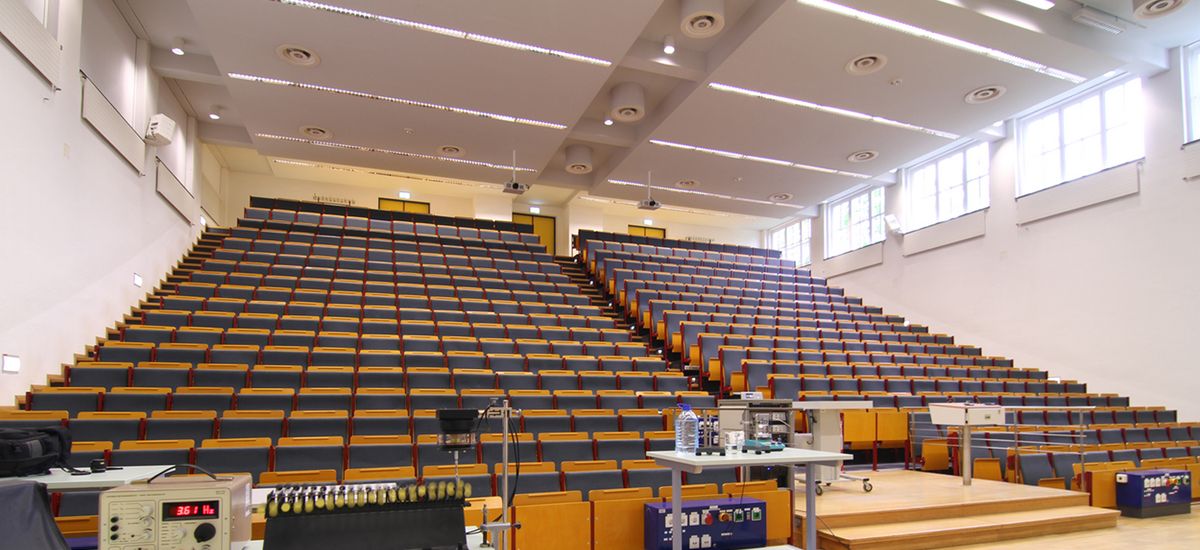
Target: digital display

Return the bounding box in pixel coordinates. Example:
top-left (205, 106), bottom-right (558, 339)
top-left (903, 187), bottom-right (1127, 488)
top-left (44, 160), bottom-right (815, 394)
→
top-left (162, 500), bottom-right (219, 520)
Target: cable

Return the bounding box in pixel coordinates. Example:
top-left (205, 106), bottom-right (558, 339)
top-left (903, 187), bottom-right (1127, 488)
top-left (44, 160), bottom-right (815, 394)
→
top-left (146, 464), bottom-right (220, 484)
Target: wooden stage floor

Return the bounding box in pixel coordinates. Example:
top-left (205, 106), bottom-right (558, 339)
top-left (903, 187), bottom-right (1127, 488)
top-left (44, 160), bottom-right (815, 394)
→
top-left (794, 470), bottom-right (1120, 550)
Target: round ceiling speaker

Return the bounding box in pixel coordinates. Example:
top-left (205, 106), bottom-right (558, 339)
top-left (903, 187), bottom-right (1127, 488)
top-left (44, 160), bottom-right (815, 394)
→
top-left (845, 54), bottom-right (887, 76)
top-left (300, 125), bottom-right (332, 139)
top-left (1132, 0), bottom-right (1189, 18)
top-left (609, 82), bottom-right (646, 123)
top-left (768, 192), bottom-right (793, 202)
top-left (675, 179), bottom-right (697, 188)
top-left (438, 145), bottom-right (464, 157)
top-left (276, 44), bottom-right (320, 66)
top-left (564, 144), bottom-right (594, 174)
top-left (964, 85), bottom-right (1006, 104)
top-left (680, 0), bottom-right (726, 39)
top-left (847, 150), bottom-right (878, 163)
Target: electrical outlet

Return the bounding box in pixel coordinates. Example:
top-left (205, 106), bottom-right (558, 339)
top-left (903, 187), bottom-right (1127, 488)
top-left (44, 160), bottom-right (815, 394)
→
top-left (1, 354), bottom-right (20, 373)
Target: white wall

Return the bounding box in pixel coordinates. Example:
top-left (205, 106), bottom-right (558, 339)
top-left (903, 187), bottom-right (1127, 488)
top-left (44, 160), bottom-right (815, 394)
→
top-left (810, 56), bottom-right (1200, 420)
top-left (222, 172), bottom-right (482, 223)
top-left (600, 213), bottom-right (762, 247)
top-left (0, 0), bottom-right (201, 402)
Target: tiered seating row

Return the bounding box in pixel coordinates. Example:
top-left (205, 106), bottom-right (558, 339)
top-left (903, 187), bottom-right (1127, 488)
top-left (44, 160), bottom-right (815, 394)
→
top-left (583, 241), bottom-right (803, 276)
top-left (576, 228), bottom-right (781, 261)
top-left (608, 268), bottom-right (848, 307)
top-left (650, 302), bottom-right (907, 343)
top-left (116, 324), bottom-right (629, 346)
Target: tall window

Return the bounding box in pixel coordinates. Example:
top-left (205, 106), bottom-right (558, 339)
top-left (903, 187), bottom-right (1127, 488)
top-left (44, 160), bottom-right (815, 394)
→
top-left (907, 142), bottom-right (990, 230)
top-left (1019, 76), bottom-right (1144, 195)
top-left (1186, 41), bottom-right (1200, 142)
top-left (826, 187), bottom-right (885, 258)
top-left (770, 218), bottom-right (812, 266)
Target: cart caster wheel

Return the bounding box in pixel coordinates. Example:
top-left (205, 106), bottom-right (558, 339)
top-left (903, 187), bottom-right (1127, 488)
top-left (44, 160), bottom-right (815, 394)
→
top-left (863, 482), bottom-right (873, 493)
top-left (815, 485), bottom-right (823, 496)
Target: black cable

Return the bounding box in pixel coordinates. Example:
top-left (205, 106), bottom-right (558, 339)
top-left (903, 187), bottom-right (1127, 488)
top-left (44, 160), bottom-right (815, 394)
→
top-left (146, 464), bottom-right (219, 484)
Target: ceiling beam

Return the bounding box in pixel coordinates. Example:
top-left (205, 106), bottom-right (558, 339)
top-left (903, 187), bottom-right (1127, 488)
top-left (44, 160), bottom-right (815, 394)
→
top-left (619, 39), bottom-right (707, 81)
top-left (567, 119), bottom-right (637, 148)
top-left (150, 48), bottom-right (224, 85)
top-left (198, 122), bottom-right (253, 147)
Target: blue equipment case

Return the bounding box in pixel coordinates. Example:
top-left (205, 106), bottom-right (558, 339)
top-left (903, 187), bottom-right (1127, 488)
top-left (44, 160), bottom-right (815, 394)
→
top-left (643, 497), bottom-right (766, 550)
top-left (1115, 469), bottom-right (1192, 518)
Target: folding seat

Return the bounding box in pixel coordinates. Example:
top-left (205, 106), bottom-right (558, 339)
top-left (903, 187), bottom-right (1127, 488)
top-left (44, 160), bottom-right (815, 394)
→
top-left (538, 370), bottom-right (579, 392)
top-left (538, 432), bottom-right (594, 464)
top-left (310, 347), bottom-right (357, 367)
top-left (424, 465), bottom-right (495, 497)
top-left (356, 367), bottom-right (406, 389)
top-left (1014, 452), bottom-right (1056, 486)
top-left (407, 388), bottom-right (459, 411)
top-left (193, 311), bottom-right (237, 329)
top-left (248, 364), bottom-right (303, 391)
top-left (403, 352), bottom-right (447, 369)
top-left (516, 341), bottom-right (553, 357)
top-left (225, 328), bottom-right (271, 347)
top-left (1047, 452), bottom-right (1081, 489)
top-left (480, 433), bottom-right (538, 465)
top-left (580, 371), bottom-right (618, 392)
top-left (219, 410), bottom-right (285, 441)
top-left (109, 439), bottom-right (193, 467)
top-left (1110, 449), bottom-right (1140, 466)
top-left (63, 441), bottom-right (111, 469)
top-left (1138, 447), bottom-right (1167, 463)
top-left (1134, 410), bottom-right (1158, 425)
top-left (296, 386), bottom-right (353, 411)
top-left (677, 392), bottom-right (716, 409)
top-left (653, 372), bottom-right (688, 393)
top-left (416, 434), bottom-right (474, 469)
top-left (541, 330), bottom-right (573, 345)
top-left (68, 362), bottom-right (131, 389)
top-left (497, 371), bottom-right (538, 392)
top-left (400, 320), bottom-right (437, 336)
top-left (509, 389), bottom-right (554, 410)
top-left (551, 390), bottom-right (594, 411)
top-left (594, 432), bottom-right (646, 462)
top-left (195, 438), bottom-right (272, 482)
top-left (205, 346), bottom-right (258, 370)
top-left (563, 460), bottom-right (625, 498)
top-left (359, 350), bottom-right (404, 368)
top-left (625, 461), bottom-right (672, 495)
top-left (596, 390), bottom-right (638, 411)
top-left (568, 410), bottom-right (617, 434)
top-left (1113, 409), bottom-right (1136, 424)
top-left (620, 410), bottom-right (665, 433)
top-left (56, 488), bottom-right (105, 517)
top-left (507, 466), bottom-right (564, 495)
top-left (451, 369), bottom-right (496, 391)
top-left (268, 329), bottom-right (314, 348)
top-left (638, 392), bottom-right (677, 410)
top-left (274, 436), bottom-right (346, 479)
top-left (124, 325), bottom-right (175, 345)
top-left (303, 366), bottom-right (355, 389)
top-left (767, 376), bottom-right (802, 401)
top-left (348, 435), bottom-right (413, 469)
top-left (279, 315), bottom-right (320, 332)
top-left (0, 410), bottom-right (66, 431)
top-left (68, 411), bottom-right (144, 444)
top-left (27, 387), bottom-right (103, 416)
top-left (405, 367), bottom-right (451, 389)
top-left (170, 386), bottom-right (233, 413)
top-left (613, 342), bottom-right (645, 357)
top-left (360, 334), bottom-right (401, 351)
top-left (521, 410), bottom-right (571, 434)
top-left (259, 346), bottom-right (309, 368)
top-left (461, 389), bottom-right (506, 410)
top-left (1020, 411), bottom-right (1048, 426)
top-left (600, 356), bottom-right (634, 372)
top-left (235, 387), bottom-right (295, 413)
top-left (1123, 428), bottom-right (1149, 444)
top-left (144, 309), bottom-right (191, 327)
top-left (617, 372), bottom-right (654, 392)
top-left (1167, 426), bottom-right (1192, 441)
top-left (162, 295), bottom-right (206, 312)
top-left (103, 387), bottom-right (169, 414)
top-left (585, 342), bottom-right (617, 357)
top-left (1164, 447), bottom-right (1189, 458)
top-left (354, 388), bottom-right (408, 412)
top-left (684, 466), bottom-right (738, 487)
top-left (143, 410), bottom-right (214, 443)
top-left (97, 342), bottom-right (154, 364)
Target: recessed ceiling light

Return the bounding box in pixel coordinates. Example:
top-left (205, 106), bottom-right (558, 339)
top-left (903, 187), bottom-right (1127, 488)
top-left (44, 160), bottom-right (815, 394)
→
top-left (847, 150), bottom-right (878, 162)
top-left (709, 82), bottom-right (959, 139)
top-left (171, 38), bottom-right (186, 56)
top-left (768, 192), bottom-right (794, 202)
top-left (300, 125), bottom-right (332, 139)
top-left (208, 106), bottom-right (223, 120)
top-left (607, 178), bottom-right (804, 208)
top-left (648, 139), bottom-right (873, 179)
top-left (438, 145), bottom-right (464, 157)
top-left (272, 0), bottom-right (611, 66)
top-left (228, 73), bottom-right (566, 130)
top-left (675, 179), bottom-right (697, 188)
top-left (273, 158), bottom-right (318, 167)
top-left (257, 133), bottom-right (538, 173)
top-left (275, 44), bottom-right (320, 66)
top-left (845, 54), bottom-right (887, 75)
top-left (1013, 0), bottom-right (1055, 9)
top-left (529, 206), bottom-right (541, 214)
top-left (603, 118), bottom-right (614, 126)
top-left (398, 191), bottom-right (412, 199)
top-left (795, 0), bottom-right (1085, 83)
top-left (643, 218), bottom-right (654, 225)
top-left (964, 85), bottom-right (1007, 104)
top-left (663, 35), bottom-right (676, 55)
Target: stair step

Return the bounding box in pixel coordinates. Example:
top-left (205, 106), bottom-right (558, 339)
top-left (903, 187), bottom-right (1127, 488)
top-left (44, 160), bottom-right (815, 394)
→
top-left (814, 506), bottom-right (1119, 550)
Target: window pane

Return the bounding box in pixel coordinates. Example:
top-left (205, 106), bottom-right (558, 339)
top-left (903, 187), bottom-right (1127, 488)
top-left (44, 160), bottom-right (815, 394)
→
top-left (771, 229), bottom-right (785, 250)
top-left (1190, 44), bottom-right (1200, 141)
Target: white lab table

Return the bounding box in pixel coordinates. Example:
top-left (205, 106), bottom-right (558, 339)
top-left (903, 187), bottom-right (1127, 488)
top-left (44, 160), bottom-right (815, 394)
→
top-left (648, 448), bottom-right (851, 550)
top-left (19, 465), bottom-right (168, 490)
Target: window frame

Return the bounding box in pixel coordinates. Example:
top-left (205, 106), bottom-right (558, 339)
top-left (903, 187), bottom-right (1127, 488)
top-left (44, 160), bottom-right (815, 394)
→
top-left (1016, 75), bottom-right (1145, 196)
top-left (1185, 41), bottom-right (1200, 144)
top-left (904, 141), bottom-right (991, 231)
top-left (769, 218), bottom-right (812, 267)
top-left (824, 187), bottom-right (885, 259)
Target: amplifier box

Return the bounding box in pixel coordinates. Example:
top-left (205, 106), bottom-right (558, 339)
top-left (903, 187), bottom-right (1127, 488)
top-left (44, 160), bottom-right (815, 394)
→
top-left (644, 497), bottom-right (766, 550)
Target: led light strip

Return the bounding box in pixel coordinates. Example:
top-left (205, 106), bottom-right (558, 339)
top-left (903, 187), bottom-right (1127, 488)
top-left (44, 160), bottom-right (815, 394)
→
top-left (229, 73), bottom-right (566, 130)
top-left (649, 139), bottom-right (873, 179)
top-left (606, 179), bottom-right (802, 208)
top-left (796, 0), bottom-right (1085, 84)
top-left (709, 82), bottom-right (959, 139)
top-left (272, 0), bottom-right (611, 67)
top-left (272, 158), bottom-right (504, 189)
top-left (258, 134), bottom-right (537, 173)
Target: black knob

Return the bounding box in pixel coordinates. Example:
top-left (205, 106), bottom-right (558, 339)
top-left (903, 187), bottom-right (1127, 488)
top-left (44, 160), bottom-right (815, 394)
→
top-left (110, 525), bottom-right (119, 532)
top-left (193, 522), bottom-right (217, 542)
top-left (110, 534), bottom-right (118, 541)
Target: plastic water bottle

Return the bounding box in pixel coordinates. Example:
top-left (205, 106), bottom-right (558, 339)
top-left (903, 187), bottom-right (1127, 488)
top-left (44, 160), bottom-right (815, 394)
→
top-left (675, 404), bottom-right (699, 455)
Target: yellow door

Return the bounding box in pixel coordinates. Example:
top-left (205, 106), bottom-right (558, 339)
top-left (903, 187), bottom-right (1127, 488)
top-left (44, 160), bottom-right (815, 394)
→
top-left (378, 198), bottom-right (431, 213)
top-left (513, 213), bottom-right (556, 255)
top-left (628, 224), bottom-right (665, 239)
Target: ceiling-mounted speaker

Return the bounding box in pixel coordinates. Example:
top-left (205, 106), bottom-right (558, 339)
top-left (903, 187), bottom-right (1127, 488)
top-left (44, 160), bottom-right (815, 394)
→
top-left (564, 144), bottom-right (594, 174)
top-left (609, 82), bottom-right (646, 123)
top-left (1132, 0), bottom-right (1189, 18)
top-left (681, 0), bottom-right (726, 38)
